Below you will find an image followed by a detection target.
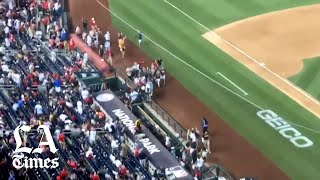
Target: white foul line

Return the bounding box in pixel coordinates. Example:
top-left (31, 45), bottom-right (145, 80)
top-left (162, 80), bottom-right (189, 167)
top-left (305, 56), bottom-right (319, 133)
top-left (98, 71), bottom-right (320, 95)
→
top-left (162, 0), bottom-right (320, 106)
top-left (94, 0), bottom-right (320, 134)
top-left (216, 72), bottom-right (248, 95)
top-left (95, 0), bottom-right (263, 110)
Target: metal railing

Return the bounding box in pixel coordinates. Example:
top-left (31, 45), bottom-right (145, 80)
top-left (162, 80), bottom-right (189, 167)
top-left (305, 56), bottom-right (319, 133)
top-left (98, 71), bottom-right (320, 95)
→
top-left (146, 100), bottom-right (187, 139)
top-left (113, 68), bottom-right (138, 89)
top-left (112, 68), bottom-right (187, 139)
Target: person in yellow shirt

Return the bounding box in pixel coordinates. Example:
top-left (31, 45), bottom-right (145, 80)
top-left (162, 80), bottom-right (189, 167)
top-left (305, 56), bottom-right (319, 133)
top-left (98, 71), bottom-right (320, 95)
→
top-left (135, 119), bottom-right (142, 132)
top-left (118, 33), bottom-right (126, 58)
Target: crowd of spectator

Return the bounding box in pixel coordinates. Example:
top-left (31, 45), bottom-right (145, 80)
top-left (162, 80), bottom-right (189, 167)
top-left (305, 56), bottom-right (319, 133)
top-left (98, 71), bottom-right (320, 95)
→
top-left (0, 0), bottom-right (217, 180)
top-left (0, 0), bottom-right (150, 180)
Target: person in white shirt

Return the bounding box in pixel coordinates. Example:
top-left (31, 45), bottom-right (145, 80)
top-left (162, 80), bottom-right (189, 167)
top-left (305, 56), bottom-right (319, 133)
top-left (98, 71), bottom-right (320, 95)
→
top-left (130, 90), bottom-right (139, 103)
top-left (12, 103), bottom-right (19, 111)
top-left (38, 73), bottom-right (45, 82)
top-left (14, 19), bottom-right (20, 32)
top-left (81, 87), bottom-right (89, 99)
top-left (21, 44), bottom-right (27, 53)
top-left (8, 0), bottom-right (14, 10)
top-left (11, 72), bottom-right (21, 86)
top-left (82, 32), bottom-right (87, 41)
top-left (110, 154), bottom-right (122, 168)
top-left (3, 53), bottom-right (11, 62)
top-left (34, 102), bottom-right (43, 117)
top-left (89, 29), bottom-right (95, 38)
top-left (75, 26), bottom-right (81, 35)
top-left (195, 157), bottom-right (204, 169)
top-left (145, 78), bottom-right (154, 98)
top-left (85, 147), bottom-right (95, 159)
top-left (64, 119), bottom-right (73, 130)
top-left (188, 128), bottom-right (198, 143)
top-left (83, 52), bottom-right (88, 64)
top-left (77, 101), bottom-right (83, 115)
top-left (35, 30), bottom-right (42, 39)
top-left (54, 128), bottom-right (61, 140)
top-left (86, 34), bottom-right (92, 46)
top-left (115, 159), bottom-right (122, 168)
top-left (51, 51), bottom-right (56, 63)
top-left (1, 63), bottom-right (10, 72)
top-left (28, 63), bottom-right (35, 72)
top-left (104, 31), bottom-right (110, 41)
top-left (4, 26), bottom-right (9, 35)
top-left (88, 130), bottom-right (96, 144)
top-left (111, 138), bottom-right (119, 151)
top-left (54, 2), bottom-right (60, 11)
top-left (59, 113), bottom-right (68, 122)
top-left (0, 77), bottom-right (4, 84)
top-left (7, 18), bottom-right (13, 28)
top-left (0, 44), bottom-right (6, 55)
top-left (28, 26), bottom-right (34, 39)
top-left (104, 31), bottom-right (111, 50)
top-left (4, 38), bottom-right (10, 48)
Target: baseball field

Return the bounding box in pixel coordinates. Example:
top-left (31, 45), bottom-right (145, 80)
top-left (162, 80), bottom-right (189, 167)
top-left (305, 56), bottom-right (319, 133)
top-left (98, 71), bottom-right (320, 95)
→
top-left (104, 0), bottom-right (320, 179)
top-left (66, 0), bottom-right (320, 179)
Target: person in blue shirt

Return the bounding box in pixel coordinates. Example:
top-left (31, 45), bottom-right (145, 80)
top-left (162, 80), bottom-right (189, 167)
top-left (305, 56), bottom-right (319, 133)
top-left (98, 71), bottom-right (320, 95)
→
top-left (202, 117), bottom-right (208, 134)
top-left (17, 99), bottom-right (24, 108)
top-left (60, 28), bottom-right (68, 42)
top-left (54, 78), bottom-right (62, 95)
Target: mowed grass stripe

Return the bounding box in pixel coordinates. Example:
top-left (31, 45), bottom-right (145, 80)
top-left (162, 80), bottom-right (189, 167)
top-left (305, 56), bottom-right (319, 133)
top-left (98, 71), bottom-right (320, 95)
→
top-left (109, 0), bottom-right (320, 178)
top-left (166, 0), bottom-right (320, 28)
top-left (111, 0), bottom-right (272, 105)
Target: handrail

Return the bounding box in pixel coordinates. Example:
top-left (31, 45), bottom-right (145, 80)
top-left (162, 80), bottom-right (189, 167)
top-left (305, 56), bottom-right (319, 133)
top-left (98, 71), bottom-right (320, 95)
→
top-left (112, 68), bottom-right (188, 138)
top-left (145, 100), bottom-right (188, 139)
top-left (137, 106), bottom-right (168, 137)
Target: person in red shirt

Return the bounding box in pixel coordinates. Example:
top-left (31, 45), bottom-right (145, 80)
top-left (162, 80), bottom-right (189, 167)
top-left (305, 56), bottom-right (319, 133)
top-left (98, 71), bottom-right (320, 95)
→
top-left (49, 38), bottom-right (55, 48)
top-left (90, 17), bottom-right (97, 30)
top-left (119, 165), bottom-right (127, 178)
top-left (90, 172), bottom-right (100, 180)
top-left (67, 159), bottom-right (78, 169)
top-left (58, 132), bottom-right (65, 149)
top-left (41, 16), bottom-right (49, 27)
top-left (194, 167), bottom-right (201, 178)
top-left (9, 34), bottom-right (15, 43)
top-left (59, 168), bottom-right (68, 179)
top-left (42, 0), bottom-right (49, 12)
top-left (58, 41), bottom-right (64, 49)
top-left (69, 39), bottom-right (75, 51)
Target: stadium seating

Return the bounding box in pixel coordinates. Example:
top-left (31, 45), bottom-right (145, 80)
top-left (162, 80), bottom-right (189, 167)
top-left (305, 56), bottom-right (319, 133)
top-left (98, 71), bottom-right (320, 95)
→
top-left (0, 26), bottom-right (154, 179)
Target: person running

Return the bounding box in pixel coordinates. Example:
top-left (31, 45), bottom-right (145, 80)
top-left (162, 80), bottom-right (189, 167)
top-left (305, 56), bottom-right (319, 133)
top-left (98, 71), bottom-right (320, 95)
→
top-left (137, 31), bottom-right (143, 47)
top-left (118, 33), bottom-right (126, 58)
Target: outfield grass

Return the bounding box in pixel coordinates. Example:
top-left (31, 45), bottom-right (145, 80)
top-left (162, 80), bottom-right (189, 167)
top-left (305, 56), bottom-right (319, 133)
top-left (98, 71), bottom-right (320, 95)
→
top-left (290, 57), bottom-right (320, 100)
top-left (109, 0), bottom-right (320, 179)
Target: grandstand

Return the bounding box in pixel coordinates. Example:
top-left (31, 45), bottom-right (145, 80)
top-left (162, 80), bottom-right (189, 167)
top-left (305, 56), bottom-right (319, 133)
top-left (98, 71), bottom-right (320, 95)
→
top-left (0, 0), bottom-right (233, 180)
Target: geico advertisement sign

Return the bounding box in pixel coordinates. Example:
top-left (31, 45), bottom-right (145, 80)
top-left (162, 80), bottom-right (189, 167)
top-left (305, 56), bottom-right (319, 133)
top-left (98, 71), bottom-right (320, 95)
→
top-left (12, 125), bottom-right (59, 169)
top-left (257, 110), bottom-right (313, 148)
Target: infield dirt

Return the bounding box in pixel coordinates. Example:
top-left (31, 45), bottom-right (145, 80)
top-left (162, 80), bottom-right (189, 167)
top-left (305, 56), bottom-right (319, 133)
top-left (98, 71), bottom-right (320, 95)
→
top-left (66, 0), bottom-right (290, 179)
top-left (204, 4), bottom-right (320, 118)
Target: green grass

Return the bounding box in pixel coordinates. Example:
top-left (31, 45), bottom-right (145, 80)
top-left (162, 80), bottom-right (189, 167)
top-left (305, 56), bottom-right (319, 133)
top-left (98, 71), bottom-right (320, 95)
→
top-left (109, 0), bottom-right (320, 179)
top-left (290, 57), bottom-right (320, 100)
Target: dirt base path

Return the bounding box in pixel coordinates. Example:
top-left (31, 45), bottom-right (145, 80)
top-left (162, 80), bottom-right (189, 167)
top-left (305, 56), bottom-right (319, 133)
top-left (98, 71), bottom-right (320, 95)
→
top-left (67, 0), bottom-right (289, 179)
top-left (203, 4), bottom-right (320, 118)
